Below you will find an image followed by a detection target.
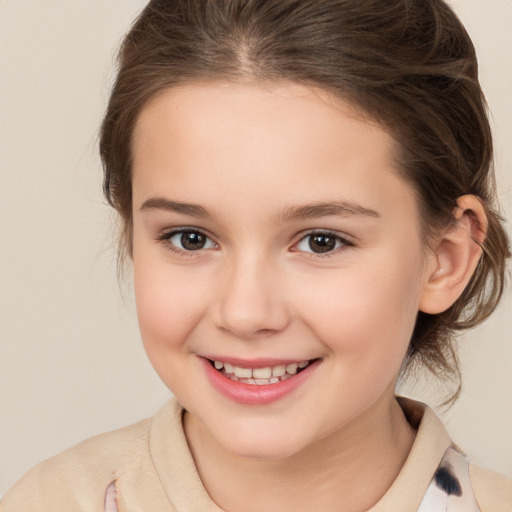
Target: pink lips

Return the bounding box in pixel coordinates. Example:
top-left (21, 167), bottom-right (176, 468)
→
top-left (201, 357), bottom-right (320, 405)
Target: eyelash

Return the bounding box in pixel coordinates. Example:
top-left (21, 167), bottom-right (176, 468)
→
top-left (292, 230), bottom-right (354, 259)
top-left (156, 228), bottom-right (354, 258)
top-left (156, 228), bottom-right (217, 257)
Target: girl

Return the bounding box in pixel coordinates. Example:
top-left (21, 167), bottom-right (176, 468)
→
top-left (2, 0), bottom-right (511, 510)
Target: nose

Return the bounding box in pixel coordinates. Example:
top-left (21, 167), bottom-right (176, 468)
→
top-left (212, 253), bottom-right (291, 340)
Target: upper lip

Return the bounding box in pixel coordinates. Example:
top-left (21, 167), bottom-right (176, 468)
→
top-left (201, 355), bottom-right (317, 369)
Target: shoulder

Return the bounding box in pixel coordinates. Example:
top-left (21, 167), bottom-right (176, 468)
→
top-left (470, 463), bottom-right (512, 512)
top-left (1, 416), bottom-right (152, 511)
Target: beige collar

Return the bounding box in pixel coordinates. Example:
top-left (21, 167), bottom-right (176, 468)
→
top-left (369, 397), bottom-right (452, 511)
top-left (149, 396), bottom-right (452, 512)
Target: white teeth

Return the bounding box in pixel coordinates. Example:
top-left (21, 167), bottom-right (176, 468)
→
top-left (286, 363), bottom-right (298, 375)
top-left (234, 366), bottom-right (252, 378)
top-left (253, 367), bottom-right (272, 379)
top-left (212, 359), bottom-right (313, 383)
top-left (272, 364), bottom-right (286, 377)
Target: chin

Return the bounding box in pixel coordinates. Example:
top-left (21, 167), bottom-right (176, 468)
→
top-left (212, 421), bottom-right (313, 461)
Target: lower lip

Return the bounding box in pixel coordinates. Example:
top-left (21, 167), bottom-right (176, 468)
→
top-left (201, 358), bottom-right (320, 405)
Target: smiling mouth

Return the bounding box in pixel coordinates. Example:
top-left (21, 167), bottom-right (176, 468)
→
top-left (208, 359), bottom-right (318, 385)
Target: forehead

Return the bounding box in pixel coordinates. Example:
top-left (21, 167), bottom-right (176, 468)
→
top-left (131, 81), bottom-right (416, 222)
top-left (133, 81), bottom-right (393, 165)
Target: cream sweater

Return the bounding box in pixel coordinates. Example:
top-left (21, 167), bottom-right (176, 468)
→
top-left (2, 397), bottom-right (511, 511)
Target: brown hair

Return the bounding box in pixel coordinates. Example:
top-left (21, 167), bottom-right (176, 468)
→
top-left (100, 0), bottom-right (510, 401)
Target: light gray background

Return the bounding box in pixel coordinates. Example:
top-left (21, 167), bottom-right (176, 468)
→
top-left (1, 0), bottom-right (511, 496)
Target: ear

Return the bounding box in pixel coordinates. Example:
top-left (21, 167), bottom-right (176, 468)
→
top-left (419, 195), bottom-right (488, 314)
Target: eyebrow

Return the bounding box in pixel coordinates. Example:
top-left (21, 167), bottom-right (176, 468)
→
top-left (140, 197), bottom-right (380, 221)
top-left (140, 197), bottom-right (211, 218)
top-left (276, 201), bottom-right (380, 222)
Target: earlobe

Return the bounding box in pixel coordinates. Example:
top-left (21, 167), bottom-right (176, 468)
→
top-left (419, 195), bottom-right (487, 314)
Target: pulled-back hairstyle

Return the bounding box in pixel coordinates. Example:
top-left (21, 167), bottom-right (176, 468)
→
top-left (100, 0), bottom-right (510, 400)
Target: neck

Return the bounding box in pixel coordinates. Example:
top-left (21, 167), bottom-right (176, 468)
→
top-left (184, 391), bottom-right (415, 512)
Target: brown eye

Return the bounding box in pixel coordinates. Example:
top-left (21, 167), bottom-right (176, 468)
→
top-left (181, 232), bottom-right (206, 250)
top-left (309, 234), bottom-right (337, 253)
top-left (296, 232), bottom-right (348, 254)
top-left (167, 230), bottom-right (215, 251)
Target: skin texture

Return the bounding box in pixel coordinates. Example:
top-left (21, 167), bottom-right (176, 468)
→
top-left (130, 82), bottom-right (485, 512)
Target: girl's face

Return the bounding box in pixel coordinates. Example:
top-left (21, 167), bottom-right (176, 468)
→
top-left (131, 82), bottom-right (432, 459)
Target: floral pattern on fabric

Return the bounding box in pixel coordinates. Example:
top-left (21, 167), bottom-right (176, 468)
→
top-left (417, 446), bottom-right (481, 511)
top-left (104, 481), bottom-right (118, 512)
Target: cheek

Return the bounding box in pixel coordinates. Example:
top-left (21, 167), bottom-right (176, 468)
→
top-left (133, 253), bottom-right (209, 355)
top-left (295, 250), bottom-right (424, 362)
